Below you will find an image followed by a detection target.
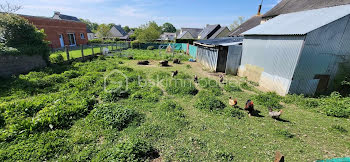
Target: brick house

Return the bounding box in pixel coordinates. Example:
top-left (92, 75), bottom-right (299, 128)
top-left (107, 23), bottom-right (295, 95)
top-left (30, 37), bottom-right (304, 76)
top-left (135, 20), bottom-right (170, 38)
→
top-left (21, 12), bottom-right (88, 49)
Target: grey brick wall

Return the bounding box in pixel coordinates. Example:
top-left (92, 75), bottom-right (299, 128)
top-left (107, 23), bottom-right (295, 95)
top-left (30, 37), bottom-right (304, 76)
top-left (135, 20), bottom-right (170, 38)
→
top-left (0, 55), bottom-right (47, 78)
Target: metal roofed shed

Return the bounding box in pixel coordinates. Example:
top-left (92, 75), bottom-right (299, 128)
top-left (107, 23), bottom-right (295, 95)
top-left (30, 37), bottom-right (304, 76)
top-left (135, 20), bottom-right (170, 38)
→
top-left (239, 4), bottom-right (350, 96)
top-left (194, 37), bottom-right (243, 74)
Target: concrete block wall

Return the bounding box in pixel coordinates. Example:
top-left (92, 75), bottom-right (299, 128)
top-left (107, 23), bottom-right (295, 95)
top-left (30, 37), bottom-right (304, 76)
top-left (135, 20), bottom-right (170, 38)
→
top-left (0, 55), bottom-right (47, 78)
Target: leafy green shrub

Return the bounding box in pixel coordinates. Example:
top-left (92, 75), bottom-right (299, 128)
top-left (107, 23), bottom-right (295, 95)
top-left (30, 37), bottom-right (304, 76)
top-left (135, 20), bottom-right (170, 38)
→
top-left (186, 64), bottom-right (191, 69)
top-left (224, 108), bottom-right (245, 119)
top-left (165, 79), bottom-right (198, 95)
top-left (130, 87), bottom-right (162, 103)
top-left (224, 83), bottom-right (242, 92)
top-left (50, 53), bottom-right (64, 64)
top-left (94, 138), bottom-right (155, 161)
top-left (100, 88), bottom-right (130, 102)
top-left (198, 78), bottom-right (222, 95)
top-left (274, 129), bottom-right (294, 138)
top-left (194, 91), bottom-right (226, 111)
top-left (103, 39), bottom-right (115, 44)
top-left (62, 70), bottom-right (81, 79)
top-left (320, 92), bottom-right (350, 118)
top-left (253, 92), bottom-right (283, 109)
top-left (240, 82), bottom-right (251, 90)
top-left (330, 125), bottom-right (348, 133)
top-left (0, 13), bottom-right (49, 58)
top-left (88, 39), bottom-right (103, 44)
top-left (215, 150), bottom-right (235, 161)
top-left (131, 40), bottom-right (140, 49)
top-left (0, 130), bottom-right (71, 161)
top-left (147, 46), bottom-right (155, 50)
top-left (93, 104), bottom-right (140, 130)
top-left (0, 43), bottom-right (19, 55)
top-left (160, 100), bottom-right (183, 111)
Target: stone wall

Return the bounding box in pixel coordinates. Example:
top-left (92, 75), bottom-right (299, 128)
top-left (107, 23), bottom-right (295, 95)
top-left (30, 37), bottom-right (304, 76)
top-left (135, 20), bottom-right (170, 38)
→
top-left (0, 55), bottom-right (47, 78)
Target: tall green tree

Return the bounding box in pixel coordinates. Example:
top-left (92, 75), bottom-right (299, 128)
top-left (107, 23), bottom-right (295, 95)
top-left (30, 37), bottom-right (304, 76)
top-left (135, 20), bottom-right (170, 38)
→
top-left (135, 21), bottom-right (162, 42)
top-left (107, 23), bottom-right (116, 29)
top-left (162, 22), bottom-right (176, 33)
top-left (96, 24), bottom-right (111, 38)
top-left (79, 18), bottom-right (98, 32)
top-left (123, 26), bottom-right (131, 33)
top-left (230, 16), bottom-right (246, 31)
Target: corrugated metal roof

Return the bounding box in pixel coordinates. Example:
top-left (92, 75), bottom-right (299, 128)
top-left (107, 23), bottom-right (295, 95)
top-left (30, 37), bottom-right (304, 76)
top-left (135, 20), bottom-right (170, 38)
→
top-left (263, 0), bottom-right (350, 18)
top-left (244, 4), bottom-right (350, 35)
top-left (194, 37), bottom-right (243, 46)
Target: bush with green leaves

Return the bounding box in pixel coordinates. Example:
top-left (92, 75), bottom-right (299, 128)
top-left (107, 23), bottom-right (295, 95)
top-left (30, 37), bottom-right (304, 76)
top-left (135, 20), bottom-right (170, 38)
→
top-left (320, 92), bottom-right (350, 118)
top-left (0, 14), bottom-right (49, 59)
top-left (94, 138), bottom-right (155, 161)
top-left (194, 91), bottom-right (226, 111)
top-left (165, 79), bottom-right (198, 95)
top-left (130, 86), bottom-right (163, 102)
top-left (0, 43), bottom-right (19, 55)
top-left (160, 100), bottom-right (183, 111)
top-left (88, 39), bottom-right (103, 44)
top-left (240, 82), bottom-right (251, 90)
top-left (147, 46), bottom-right (155, 50)
top-left (224, 82), bottom-right (242, 92)
top-left (49, 53), bottom-right (64, 64)
top-left (253, 92), bottom-right (283, 109)
top-left (224, 107), bottom-right (245, 119)
top-left (93, 104), bottom-right (141, 130)
top-left (198, 78), bottom-right (222, 95)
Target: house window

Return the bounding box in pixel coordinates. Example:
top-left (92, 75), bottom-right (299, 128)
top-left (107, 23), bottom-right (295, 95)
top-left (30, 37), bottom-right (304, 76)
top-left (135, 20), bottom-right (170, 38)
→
top-left (80, 33), bottom-right (85, 39)
top-left (68, 33), bottom-right (76, 46)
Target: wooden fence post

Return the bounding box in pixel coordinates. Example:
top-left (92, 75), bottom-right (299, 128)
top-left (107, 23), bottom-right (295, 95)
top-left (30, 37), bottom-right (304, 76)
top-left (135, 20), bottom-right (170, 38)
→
top-left (80, 44), bottom-right (84, 60)
top-left (91, 44), bottom-right (94, 56)
top-left (65, 45), bottom-right (70, 61)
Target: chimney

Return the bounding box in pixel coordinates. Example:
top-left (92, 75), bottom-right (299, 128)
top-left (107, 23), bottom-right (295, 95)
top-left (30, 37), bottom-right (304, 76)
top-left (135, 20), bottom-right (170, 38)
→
top-left (257, 0), bottom-right (263, 15)
top-left (54, 11), bottom-right (60, 16)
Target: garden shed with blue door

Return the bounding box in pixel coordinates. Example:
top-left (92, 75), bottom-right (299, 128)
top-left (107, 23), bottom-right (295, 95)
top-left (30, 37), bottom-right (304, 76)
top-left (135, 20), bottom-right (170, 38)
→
top-left (240, 4), bottom-right (350, 96)
top-left (194, 37), bottom-right (243, 74)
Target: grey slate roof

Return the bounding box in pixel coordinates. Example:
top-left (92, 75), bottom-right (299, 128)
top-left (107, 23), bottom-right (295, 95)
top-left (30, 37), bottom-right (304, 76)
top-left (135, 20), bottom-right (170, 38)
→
top-left (198, 24), bottom-right (221, 39)
top-left (114, 25), bottom-right (127, 36)
top-left (229, 15), bottom-right (262, 37)
top-left (244, 4), bottom-right (350, 35)
top-left (194, 37), bottom-right (243, 46)
top-left (180, 28), bottom-right (203, 38)
top-left (177, 31), bottom-right (192, 39)
top-left (55, 14), bottom-right (80, 22)
top-left (263, 0), bottom-right (350, 18)
top-left (209, 27), bottom-right (229, 39)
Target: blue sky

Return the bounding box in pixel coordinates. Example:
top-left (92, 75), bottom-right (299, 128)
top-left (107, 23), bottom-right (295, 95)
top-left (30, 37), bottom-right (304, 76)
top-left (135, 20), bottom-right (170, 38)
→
top-left (11, 0), bottom-right (280, 28)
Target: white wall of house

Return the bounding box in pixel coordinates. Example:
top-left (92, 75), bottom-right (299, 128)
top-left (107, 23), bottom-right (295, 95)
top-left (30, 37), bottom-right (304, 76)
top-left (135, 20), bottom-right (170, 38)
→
top-left (87, 33), bottom-right (95, 40)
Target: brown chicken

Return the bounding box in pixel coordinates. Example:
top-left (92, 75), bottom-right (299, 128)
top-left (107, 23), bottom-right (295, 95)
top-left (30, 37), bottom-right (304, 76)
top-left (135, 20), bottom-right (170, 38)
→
top-left (269, 108), bottom-right (283, 119)
top-left (172, 70), bottom-right (178, 77)
top-left (245, 100), bottom-right (254, 116)
top-left (229, 97), bottom-right (238, 108)
top-left (194, 75), bottom-right (198, 83)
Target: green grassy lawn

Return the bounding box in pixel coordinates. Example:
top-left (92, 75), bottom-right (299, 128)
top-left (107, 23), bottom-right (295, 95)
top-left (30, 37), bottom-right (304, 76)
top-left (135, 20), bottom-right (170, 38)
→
top-left (0, 50), bottom-right (349, 161)
top-left (49, 46), bottom-right (116, 60)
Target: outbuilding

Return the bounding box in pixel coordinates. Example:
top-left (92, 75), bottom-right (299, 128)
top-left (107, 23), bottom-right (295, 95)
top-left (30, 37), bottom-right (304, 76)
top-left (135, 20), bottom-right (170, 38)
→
top-left (194, 37), bottom-right (243, 74)
top-left (240, 4), bottom-right (350, 96)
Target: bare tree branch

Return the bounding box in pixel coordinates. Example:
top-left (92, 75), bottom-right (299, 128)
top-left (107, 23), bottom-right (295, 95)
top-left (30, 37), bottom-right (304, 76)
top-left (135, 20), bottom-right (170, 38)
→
top-left (0, 1), bottom-right (22, 13)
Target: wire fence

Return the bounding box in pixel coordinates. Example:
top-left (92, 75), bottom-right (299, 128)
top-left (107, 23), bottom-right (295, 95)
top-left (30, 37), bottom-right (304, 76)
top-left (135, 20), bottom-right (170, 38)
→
top-left (49, 42), bottom-right (130, 61)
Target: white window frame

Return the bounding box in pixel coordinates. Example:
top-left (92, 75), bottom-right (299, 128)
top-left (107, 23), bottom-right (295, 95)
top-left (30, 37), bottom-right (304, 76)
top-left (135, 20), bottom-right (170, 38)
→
top-left (80, 33), bottom-right (85, 39)
top-left (67, 33), bottom-right (77, 46)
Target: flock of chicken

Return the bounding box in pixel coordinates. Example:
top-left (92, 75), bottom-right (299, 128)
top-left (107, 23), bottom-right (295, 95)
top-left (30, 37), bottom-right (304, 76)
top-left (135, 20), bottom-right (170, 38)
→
top-left (171, 70), bottom-right (284, 119)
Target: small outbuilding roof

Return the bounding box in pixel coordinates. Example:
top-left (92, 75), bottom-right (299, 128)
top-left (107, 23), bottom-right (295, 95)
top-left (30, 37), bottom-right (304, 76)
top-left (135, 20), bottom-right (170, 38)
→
top-left (177, 31), bottom-right (193, 39)
top-left (113, 25), bottom-right (127, 36)
top-left (229, 15), bottom-right (262, 37)
top-left (198, 24), bottom-right (221, 39)
top-left (194, 37), bottom-right (243, 47)
top-left (263, 0), bottom-right (350, 18)
top-left (209, 27), bottom-right (229, 39)
top-left (244, 4), bottom-right (350, 36)
top-left (180, 28), bottom-right (203, 38)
